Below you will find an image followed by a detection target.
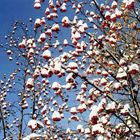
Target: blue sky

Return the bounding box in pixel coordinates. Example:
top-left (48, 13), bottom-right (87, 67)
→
top-left (0, 2), bottom-right (42, 138)
top-left (0, 1), bottom-right (34, 138)
top-left (0, 0), bottom-right (34, 36)
top-left (0, 0), bottom-right (38, 76)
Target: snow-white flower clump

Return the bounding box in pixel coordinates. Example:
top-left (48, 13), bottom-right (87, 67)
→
top-left (42, 50), bottom-right (51, 59)
top-left (52, 111), bottom-right (61, 121)
top-left (26, 78), bottom-right (34, 88)
top-left (128, 63), bottom-right (139, 74)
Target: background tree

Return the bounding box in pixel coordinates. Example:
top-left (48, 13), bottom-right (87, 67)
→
top-left (0, 0), bottom-right (140, 140)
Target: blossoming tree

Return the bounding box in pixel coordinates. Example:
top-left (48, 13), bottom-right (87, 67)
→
top-left (0, 0), bottom-right (140, 139)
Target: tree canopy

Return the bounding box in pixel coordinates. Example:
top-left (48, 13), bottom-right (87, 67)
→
top-left (0, 0), bottom-right (140, 140)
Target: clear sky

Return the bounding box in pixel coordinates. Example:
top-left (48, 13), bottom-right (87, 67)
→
top-left (0, 0), bottom-right (39, 76)
top-left (0, 0), bottom-right (35, 37)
